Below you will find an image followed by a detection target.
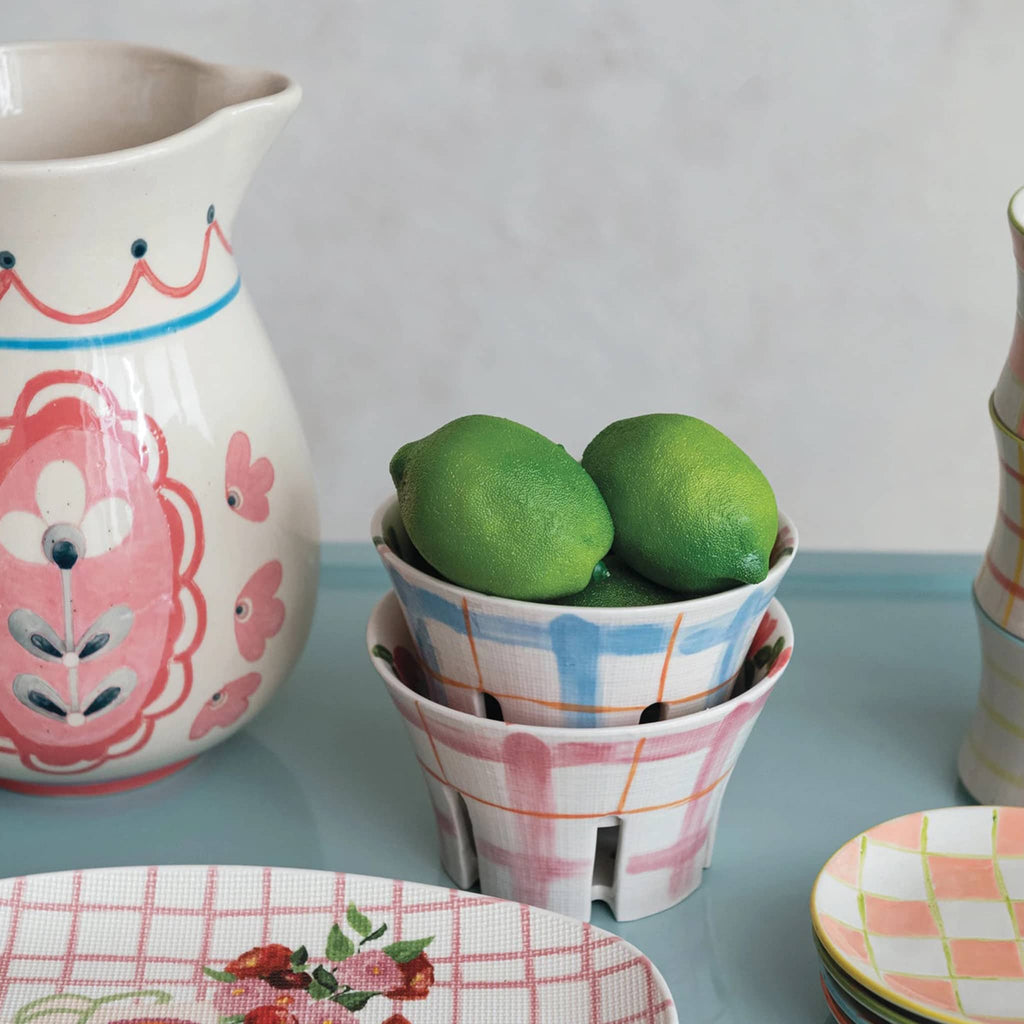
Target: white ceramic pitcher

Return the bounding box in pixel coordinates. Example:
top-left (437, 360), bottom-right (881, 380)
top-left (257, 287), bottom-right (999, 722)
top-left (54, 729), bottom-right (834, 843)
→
top-left (0, 42), bottom-right (318, 794)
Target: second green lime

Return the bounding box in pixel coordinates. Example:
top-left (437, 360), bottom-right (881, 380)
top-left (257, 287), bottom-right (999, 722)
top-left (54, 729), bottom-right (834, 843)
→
top-left (581, 413), bottom-right (777, 593)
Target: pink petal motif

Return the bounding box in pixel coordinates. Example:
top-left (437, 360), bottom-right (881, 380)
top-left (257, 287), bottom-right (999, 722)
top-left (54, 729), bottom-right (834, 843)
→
top-left (235, 561), bottom-right (286, 661)
top-left (212, 977), bottom-right (278, 1017)
top-left (212, 980), bottom-right (359, 1024)
top-left (189, 673), bottom-right (262, 740)
top-left (749, 612), bottom-right (777, 654)
top-left (225, 431), bottom-right (275, 522)
top-left (333, 950), bottom-right (404, 993)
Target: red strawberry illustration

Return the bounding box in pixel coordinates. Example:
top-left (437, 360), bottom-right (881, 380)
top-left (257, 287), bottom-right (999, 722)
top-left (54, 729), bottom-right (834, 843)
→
top-left (393, 646), bottom-right (427, 697)
top-left (265, 970), bottom-right (312, 990)
top-left (244, 1006), bottom-right (297, 1024)
top-left (227, 944), bottom-right (293, 979)
top-left (386, 953), bottom-right (434, 1000)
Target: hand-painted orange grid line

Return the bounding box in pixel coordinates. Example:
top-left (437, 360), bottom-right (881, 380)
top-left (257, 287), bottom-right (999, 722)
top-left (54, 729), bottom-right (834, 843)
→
top-left (419, 656), bottom-right (734, 714)
top-left (985, 553), bottom-right (1024, 602)
top-left (616, 739), bottom-right (647, 813)
top-left (462, 598), bottom-right (485, 691)
top-left (416, 755), bottom-right (730, 820)
top-left (919, 814), bottom-right (966, 1015)
top-left (417, 702), bottom-right (451, 784)
top-left (656, 614), bottom-right (683, 703)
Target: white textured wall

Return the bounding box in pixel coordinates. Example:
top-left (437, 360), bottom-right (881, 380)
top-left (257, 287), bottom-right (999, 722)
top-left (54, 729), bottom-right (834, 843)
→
top-left (4, 2), bottom-right (1023, 550)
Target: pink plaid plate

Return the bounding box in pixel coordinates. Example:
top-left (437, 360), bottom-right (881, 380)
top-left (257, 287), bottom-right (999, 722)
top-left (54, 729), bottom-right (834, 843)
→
top-left (0, 865), bottom-right (677, 1024)
top-left (811, 806), bottom-right (1024, 1024)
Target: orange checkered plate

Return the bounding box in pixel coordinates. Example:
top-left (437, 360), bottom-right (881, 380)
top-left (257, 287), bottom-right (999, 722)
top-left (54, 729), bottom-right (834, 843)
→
top-left (811, 807), bottom-right (1024, 1024)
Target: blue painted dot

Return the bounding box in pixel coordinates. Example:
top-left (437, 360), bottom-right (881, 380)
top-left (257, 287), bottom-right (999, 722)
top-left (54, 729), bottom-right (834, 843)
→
top-left (131, 239), bottom-right (148, 259)
top-left (0, 251), bottom-right (14, 269)
top-left (207, 204), bottom-right (216, 224)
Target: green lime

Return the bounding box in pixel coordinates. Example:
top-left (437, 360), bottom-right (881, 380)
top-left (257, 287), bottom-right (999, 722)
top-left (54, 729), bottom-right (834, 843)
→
top-left (390, 415), bottom-right (614, 600)
top-left (554, 554), bottom-right (683, 607)
top-left (581, 414), bottom-right (777, 593)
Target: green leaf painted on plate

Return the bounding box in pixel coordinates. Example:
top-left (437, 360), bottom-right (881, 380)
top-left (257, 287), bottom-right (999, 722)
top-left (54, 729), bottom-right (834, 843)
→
top-left (307, 980), bottom-right (332, 1001)
top-left (382, 937), bottom-right (433, 963)
top-left (203, 969), bottom-right (237, 983)
top-left (326, 923), bottom-right (355, 961)
top-left (332, 991), bottom-right (377, 1012)
top-left (360, 923), bottom-right (388, 946)
top-left (312, 965), bottom-right (338, 991)
top-left (346, 904), bottom-right (373, 937)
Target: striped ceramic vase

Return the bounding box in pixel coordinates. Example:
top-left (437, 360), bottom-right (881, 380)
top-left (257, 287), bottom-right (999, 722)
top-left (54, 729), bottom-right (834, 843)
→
top-left (961, 186), bottom-right (1024, 803)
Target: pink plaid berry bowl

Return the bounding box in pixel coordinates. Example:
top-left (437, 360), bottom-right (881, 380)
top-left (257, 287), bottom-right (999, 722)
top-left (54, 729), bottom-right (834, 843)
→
top-left (367, 590), bottom-right (794, 922)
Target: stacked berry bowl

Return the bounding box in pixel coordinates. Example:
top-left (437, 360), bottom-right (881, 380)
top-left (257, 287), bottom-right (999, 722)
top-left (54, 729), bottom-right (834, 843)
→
top-left (366, 413), bottom-right (798, 922)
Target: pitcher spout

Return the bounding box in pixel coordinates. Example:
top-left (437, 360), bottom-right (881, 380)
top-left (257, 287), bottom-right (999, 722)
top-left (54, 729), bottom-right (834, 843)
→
top-left (195, 60), bottom-right (301, 224)
top-left (0, 42), bottom-right (300, 304)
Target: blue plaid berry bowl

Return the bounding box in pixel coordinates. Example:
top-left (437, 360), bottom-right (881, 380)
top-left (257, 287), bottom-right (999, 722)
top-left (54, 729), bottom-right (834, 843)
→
top-left (370, 497), bottom-right (796, 728)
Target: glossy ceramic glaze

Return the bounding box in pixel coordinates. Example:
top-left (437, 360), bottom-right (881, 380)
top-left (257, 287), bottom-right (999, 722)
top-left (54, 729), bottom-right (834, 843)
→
top-left (0, 42), bottom-right (319, 793)
top-left (821, 974), bottom-right (885, 1024)
top-left (367, 589), bottom-right (793, 921)
top-left (960, 594), bottom-right (1024, 805)
top-left (0, 546), bottom-right (993, 1023)
top-left (816, 936), bottom-right (932, 1024)
top-left (992, 189), bottom-right (1024, 436)
top-left (371, 497), bottom-right (796, 728)
top-left (811, 806), bottom-right (1024, 1024)
top-left (0, 864), bottom-right (678, 1024)
top-left (973, 398), bottom-right (1024, 639)
top-left (820, 968), bottom-right (905, 1024)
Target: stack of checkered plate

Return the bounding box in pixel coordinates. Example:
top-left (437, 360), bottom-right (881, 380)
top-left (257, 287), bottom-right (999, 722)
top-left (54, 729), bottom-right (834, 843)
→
top-left (811, 806), bottom-right (1024, 1024)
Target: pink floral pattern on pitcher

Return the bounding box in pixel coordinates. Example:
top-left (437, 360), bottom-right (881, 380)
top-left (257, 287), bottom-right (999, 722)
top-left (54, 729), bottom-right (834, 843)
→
top-left (189, 672), bottom-right (261, 740)
top-left (235, 562), bottom-right (285, 661)
top-left (225, 431), bottom-right (274, 522)
top-left (0, 371), bottom-right (205, 773)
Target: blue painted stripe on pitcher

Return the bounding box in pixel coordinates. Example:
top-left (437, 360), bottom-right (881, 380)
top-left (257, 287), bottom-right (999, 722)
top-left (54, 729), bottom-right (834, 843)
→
top-left (0, 277), bottom-right (241, 350)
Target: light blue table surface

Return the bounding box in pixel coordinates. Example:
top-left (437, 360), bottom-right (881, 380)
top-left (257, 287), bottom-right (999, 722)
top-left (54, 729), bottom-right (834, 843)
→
top-left (0, 546), bottom-right (986, 1023)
